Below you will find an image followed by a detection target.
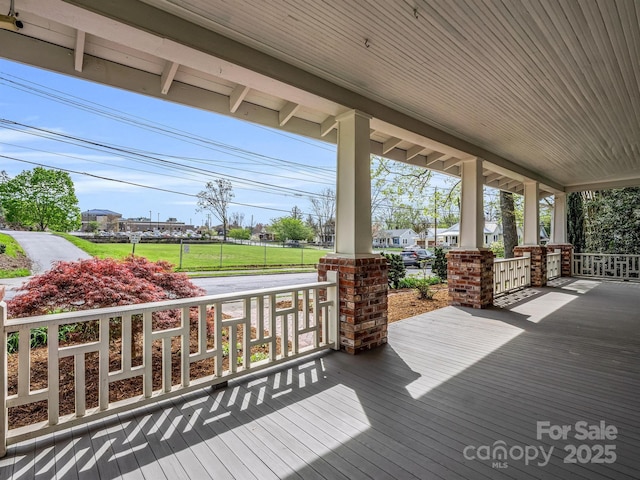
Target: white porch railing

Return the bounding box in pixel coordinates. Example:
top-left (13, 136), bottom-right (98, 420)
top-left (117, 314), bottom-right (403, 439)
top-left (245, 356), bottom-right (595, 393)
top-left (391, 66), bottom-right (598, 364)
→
top-left (493, 255), bottom-right (531, 297)
top-left (0, 274), bottom-right (338, 456)
top-left (547, 250), bottom-right (562, 280)
top-left (573, 253), bottom-right (640, 280)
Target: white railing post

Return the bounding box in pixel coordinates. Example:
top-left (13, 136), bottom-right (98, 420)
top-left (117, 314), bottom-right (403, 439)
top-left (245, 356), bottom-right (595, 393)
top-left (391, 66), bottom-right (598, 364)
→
top-left (326, 271), bottom-right (339, 350)
top-left (0, 295), bottom-right (7, 458)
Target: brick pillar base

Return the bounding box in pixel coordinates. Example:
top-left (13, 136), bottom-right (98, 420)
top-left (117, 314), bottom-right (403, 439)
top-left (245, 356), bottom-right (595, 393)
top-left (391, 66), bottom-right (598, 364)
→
top-left (318, 256), bottom-right (388, 354)
top-left (514, 245), bottom-right (547, 286)
top-left (447, 250), bottom-right (495, 308)
top-left (546, 243), bottom-right (573, 277)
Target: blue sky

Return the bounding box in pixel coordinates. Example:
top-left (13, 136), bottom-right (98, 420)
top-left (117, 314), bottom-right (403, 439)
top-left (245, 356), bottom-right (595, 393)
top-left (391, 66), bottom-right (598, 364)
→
top-left (0, 58), bottom-right (337, 227)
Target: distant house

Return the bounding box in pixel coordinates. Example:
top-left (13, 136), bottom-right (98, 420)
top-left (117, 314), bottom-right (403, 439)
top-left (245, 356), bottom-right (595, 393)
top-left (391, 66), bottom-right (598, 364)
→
top-left (373, 228), bottom-right (418, 248)
top-left (484, 222), bottom-right (503, 246)
top-left (81, 209), bottom-right (122, 232)
top-left (437, 222), bottom-right (504, 247)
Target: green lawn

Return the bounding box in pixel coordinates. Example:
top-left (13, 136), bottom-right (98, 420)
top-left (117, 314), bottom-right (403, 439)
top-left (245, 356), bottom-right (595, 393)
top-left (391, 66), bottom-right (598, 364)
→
top-left (56, 233), bottom-right (330, 270)
top-left (0, 233), bottom-right (30, 278)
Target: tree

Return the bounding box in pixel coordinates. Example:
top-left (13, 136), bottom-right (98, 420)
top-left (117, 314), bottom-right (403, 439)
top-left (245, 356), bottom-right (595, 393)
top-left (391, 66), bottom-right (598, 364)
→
top-left (196, 179), bottom-right (233, 242)
top-left (228, 227), bottom-right (251, 243)
top-left (567, 192), bottom-right (586, 253)
top-left (290, 205), bottom-right (303, 220)
top-left (270, 217), bottom-right (313, 244)
top-left (0, 167), bottom-right (81, 231)
top-left (583, 188), bottom-right (640, 254)
top-left (309, 188), bottom-right (335, 245)
top-left (500, 191), bottom-right (518, 258)
top-left (229, 212), bottom-right (245, 228)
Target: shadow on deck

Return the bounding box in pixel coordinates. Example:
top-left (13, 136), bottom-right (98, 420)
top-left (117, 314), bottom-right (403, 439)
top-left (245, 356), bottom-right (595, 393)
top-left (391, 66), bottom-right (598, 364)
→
top-left (1, 278), bottom-right (638, 479)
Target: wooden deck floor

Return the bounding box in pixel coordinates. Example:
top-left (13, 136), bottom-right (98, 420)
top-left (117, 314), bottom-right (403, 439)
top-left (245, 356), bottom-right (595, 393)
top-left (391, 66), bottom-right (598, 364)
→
top-left (1, 278), bottom-right (639, 479)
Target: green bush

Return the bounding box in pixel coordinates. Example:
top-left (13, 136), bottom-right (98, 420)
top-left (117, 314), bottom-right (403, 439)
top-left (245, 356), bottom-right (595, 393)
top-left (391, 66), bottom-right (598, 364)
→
top-left (432, 247), bottom-right (448, 279)
top-left (0, 243), bottom-right (6, 254)
top-left (383, 253), bottom-right (406, 289)
top-left (397, 276), bottom-right (436, 300)
top-left (398, 276), bottom-right (441, 288)
top-left (489, 241), bottom-right (505, 258)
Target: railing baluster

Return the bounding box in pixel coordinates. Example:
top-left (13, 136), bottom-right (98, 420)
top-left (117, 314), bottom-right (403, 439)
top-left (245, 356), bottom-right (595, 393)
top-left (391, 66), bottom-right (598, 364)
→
top-left (214, 302), bottom-right (222, 377)
top-left (48, 324), bottom-right (59, 426)
top-left (99, 316), bottom-right (109, 411)
top-left (243, 298), bottom-right (250, 370)
top-left (143, 311), bottom-right (152, 398)
top-left (1, 300), bottom-right (8, 457)
top-left (75, 354), bottom-right (86, 417)
top-left (181, 307), bottom-right (190, 388)
top-left (17, 328), bottom-right (30, 398)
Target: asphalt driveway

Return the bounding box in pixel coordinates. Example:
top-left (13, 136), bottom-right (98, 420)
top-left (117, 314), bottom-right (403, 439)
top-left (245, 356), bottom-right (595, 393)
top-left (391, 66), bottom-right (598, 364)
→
top-left (1, 231), bottom-right (91, 274)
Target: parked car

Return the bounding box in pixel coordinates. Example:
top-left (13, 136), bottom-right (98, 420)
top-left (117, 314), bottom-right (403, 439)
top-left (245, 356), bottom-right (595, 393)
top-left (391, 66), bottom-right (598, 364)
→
top-left (400, 249), bottom-right (433, 267)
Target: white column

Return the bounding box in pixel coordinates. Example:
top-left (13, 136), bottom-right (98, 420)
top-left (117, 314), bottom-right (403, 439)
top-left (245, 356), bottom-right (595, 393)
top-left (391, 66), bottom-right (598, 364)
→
top-left (523, 181), bottom-right (540, 245)
top-left (459, 158), bottom-right (484, 249)
top-left (334, 110), bottom-right (373, 256)
top-left (551, 192), bottom-right (567, 243)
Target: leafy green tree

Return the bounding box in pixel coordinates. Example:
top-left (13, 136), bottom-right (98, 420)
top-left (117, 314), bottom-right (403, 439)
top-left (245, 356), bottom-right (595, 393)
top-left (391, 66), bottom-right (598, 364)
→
top-left (228, 227), bottom-right (251, 243)
top-left (0, 167), bottom-right (81, 231)
top-left (382, 253), bottom-right (406, 289)
top-left (432, 247), bottom-right (448, 279)
top-left (87, 221), bottom-right (99, 233)
top-left (567, 192), bottom-right (586, 253)
top-left (270, 217), bottom-right (313, 244)
top-left (583, 188), bottom-right (640, 254)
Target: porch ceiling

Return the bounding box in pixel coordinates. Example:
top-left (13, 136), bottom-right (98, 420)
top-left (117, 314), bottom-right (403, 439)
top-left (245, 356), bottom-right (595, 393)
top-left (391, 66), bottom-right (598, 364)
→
top-left (1, 0), bottom-right (639, 195)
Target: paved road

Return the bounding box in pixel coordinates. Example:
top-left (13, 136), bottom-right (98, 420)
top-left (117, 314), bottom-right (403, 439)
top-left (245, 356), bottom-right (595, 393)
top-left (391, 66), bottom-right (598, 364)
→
top-left (190, 273), bottom-right (317, 295)
top-left (1, 230), bottom-right (91, 274)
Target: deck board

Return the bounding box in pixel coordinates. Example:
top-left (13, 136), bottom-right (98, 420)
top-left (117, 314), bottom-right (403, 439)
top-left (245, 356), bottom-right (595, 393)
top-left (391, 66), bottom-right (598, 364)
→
top-left (1, 278), bottom-right (639, 479)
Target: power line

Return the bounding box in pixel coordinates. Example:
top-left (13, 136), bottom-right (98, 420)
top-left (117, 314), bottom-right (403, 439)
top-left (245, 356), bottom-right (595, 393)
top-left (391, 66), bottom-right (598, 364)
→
top-left (0, 72), bottom-right (336, 176)
top-left (0, 119), bottom-right (332, 199)
top-left (0, 154), bottom-right (298, 216)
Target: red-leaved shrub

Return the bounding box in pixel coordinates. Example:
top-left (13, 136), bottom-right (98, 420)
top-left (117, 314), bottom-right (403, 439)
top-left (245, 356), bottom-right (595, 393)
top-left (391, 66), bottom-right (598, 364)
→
top-left (7, 256), bottom-right (205, 319)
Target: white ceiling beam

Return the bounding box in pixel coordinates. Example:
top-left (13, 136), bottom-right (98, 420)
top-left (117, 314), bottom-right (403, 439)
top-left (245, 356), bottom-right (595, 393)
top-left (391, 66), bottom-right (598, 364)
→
top-left (498, 177), bottom-right (513, 188)
top-left (442, 158), bottom-right (461, 171)
top-left (74, 30), bottom-right (86, 72)
top-left (278, 101), bottom-right (300, 126)
top-left (229, 84), bottom-right (250, 113)
top-left (425, 152), bottom-right (445, 166)
top-left (160, 61), bottom-right (179, 95)
top-left (321, 116), bottom-right (337, 137)
top-left (382, 137), bottom-right (402, 154)
top-left (485, 173), bottom-right (502, 183)
top-left (406, 145), bottom-right (426, 161)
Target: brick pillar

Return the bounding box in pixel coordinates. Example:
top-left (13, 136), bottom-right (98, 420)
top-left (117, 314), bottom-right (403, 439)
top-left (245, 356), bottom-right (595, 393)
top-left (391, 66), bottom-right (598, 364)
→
top-left (447, 250), bottom-right (495, 308)
top-left (514, 245), bottom-right (547, 287)
top-left (318, 256), bottom-right (388, 354)
top-left (546, 243), bottom-right (573, 277)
